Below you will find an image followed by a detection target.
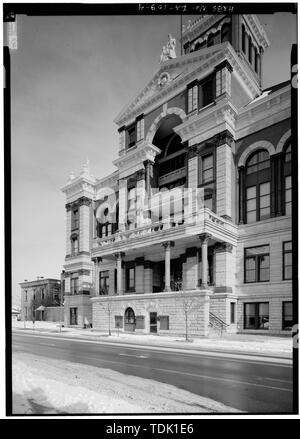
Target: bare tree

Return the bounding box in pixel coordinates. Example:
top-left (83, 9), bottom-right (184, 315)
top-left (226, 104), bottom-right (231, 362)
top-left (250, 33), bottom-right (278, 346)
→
top-left (177, 290), bottom-right (198, 342)
top-left (98, 296), bottom-right (114, 336)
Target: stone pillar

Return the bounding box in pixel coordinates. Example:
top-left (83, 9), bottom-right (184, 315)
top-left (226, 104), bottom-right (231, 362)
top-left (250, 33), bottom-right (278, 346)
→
top-left (216, 131), bottom-right (233, 220)
top-left (115, 252), bottom-right (124, 295)
top-left (185, 247), bottom-right (198, 290)
top-left (78, 197), bottom-right (92, 253)
top-left (162, 241), bottom-right (174, 292)
top-left (214, 243), bottom-right (233, 290)
top-left (118, 178), bottom-right (127, 231)
top-left (65, 204), bottom-right (72, 256)
top-left (144, 261), bottom-right (153, 294)
top-left (198, 234), bottom-right (211, 288)
top-left (136, 169), bottom-right (146, 227)
top-left (144, 160), bottom-right (154, 197)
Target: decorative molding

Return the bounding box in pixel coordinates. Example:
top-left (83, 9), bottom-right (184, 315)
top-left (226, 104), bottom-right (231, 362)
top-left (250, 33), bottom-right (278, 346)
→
top-left (161, 241), bottom-right (175, 249)
top-left (276, 129), bottom-right (291, 153)
top-left (237, 140), bottom-right (276, 167)
top-left (145, 107), bottom-right (187, 145)
top-left (198, 233), bottom-right (212, 244)
top-left (214, 242), bottom-right (233, 253)
top-left (78, 269), bottom-right (91, 276)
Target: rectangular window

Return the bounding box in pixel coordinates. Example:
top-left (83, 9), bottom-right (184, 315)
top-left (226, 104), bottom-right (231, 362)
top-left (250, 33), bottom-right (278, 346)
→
top-left (230, 303), bottom-right (235, 324)
top-left (283, 241), bottom-right (292, 280)
top-left (25, 291), bottom-right (28, 301)
top-left (126, 267), bottom-right (135, 291)
top-left (244, 302), bottom-right (269, 330)
top-left (136, 118), bottom-right (144, 142)
top-left (282, 301), bottom-right (292, 330)
top-left (70, 277), bottom-right (79, 295)
top-left (159, 315), bottom-right (170, 330)
top-left (99, 270), bottom-right (109, 295)
top-left (202, 154), bottom-right (214, 183)
top-left (115, 315), bottom-right (123, 328)
top-left (259, 182), bottom-right (270, 220)
top-left (187, 84), bottom-right (198, 113)
top-left (127, 126), bottom-right (136, 148)
top-left (246, 186), bottom-right (257, 223)
top-left (244, 245), bottom-right (270, 283)
top-left (285, 175), bottom-right (292, 216)
top-left (71, 209), bottom-right (79, 230)
top-left (199, 77), bottom-right (214, 108)
top-left (216, 68), bottom-right (230, 97)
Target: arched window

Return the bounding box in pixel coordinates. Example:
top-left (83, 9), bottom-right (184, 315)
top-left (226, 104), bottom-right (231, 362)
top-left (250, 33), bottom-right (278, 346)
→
top-left (125, 307), bottom-right (135, 324)
top-left (284, 144), bottom-right (291, 215)
top-left (245, 150), bottom-right (271, 223)
top-left (207, 33), bottom-right (214, 47)
top-left (221, 23), bottom-right (231, 43)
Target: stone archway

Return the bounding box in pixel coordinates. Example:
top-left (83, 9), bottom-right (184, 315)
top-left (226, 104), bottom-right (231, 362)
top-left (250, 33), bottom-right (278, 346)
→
top-left (145, 107), bottom-right (187, 145)
top-left (238, 140), bottom-right (276, 168)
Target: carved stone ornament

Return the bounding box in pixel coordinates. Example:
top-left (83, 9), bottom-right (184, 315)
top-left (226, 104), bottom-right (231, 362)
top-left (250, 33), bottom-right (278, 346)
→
top-left (158, 72), bottom-right (171, 87)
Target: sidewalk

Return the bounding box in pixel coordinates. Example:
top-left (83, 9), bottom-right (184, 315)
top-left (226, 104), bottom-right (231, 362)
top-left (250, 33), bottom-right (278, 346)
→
top-left (12, 320), bottom-right (293, 358)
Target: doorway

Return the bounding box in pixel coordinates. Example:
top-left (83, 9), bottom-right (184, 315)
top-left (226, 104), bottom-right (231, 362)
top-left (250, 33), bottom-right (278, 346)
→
top-left (70, 307), bottom-right (78, 325)
top-left (150, 312), bottom-right (158, 333)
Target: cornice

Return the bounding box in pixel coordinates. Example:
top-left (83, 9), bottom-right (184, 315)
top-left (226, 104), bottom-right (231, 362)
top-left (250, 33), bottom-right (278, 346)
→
top-left (113, 142), bottom-right (161, 172)
top-left (244, 14), bottom-right (270, 49)
top-left (182, 15), bottom-right (226, 45)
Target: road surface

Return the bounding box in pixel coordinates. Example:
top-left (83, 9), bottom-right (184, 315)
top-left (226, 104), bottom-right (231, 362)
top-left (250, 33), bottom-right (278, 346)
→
top-left (12, 332), bottom-right (293, 413)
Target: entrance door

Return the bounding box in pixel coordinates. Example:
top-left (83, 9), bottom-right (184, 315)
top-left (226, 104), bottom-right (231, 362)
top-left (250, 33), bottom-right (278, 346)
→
top-left (70, 307), bottom-right (78, 325)
top-left (150, 312), bottom-right (158, 333)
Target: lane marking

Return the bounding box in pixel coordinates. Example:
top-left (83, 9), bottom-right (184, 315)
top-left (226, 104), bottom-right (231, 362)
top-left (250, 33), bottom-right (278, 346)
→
top-left (119, 353), bottom-right (148, 359)
top-left (12, 332), bottom-right (292, 366)
top-left (80, 355), bottom-right (293, 393)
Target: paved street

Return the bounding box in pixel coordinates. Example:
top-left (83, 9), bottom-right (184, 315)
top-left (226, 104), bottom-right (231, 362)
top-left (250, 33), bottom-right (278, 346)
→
top-left (12, 332), bottom-right (293, 413)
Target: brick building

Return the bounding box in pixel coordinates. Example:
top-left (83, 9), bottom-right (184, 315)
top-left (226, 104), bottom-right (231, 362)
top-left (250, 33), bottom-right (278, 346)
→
top-left (61, 14), bottom-right (292, 335)
top-left (20, 278), bottom-right (62, 321)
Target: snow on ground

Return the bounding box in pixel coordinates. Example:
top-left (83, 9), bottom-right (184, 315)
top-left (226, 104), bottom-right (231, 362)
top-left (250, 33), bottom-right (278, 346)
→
top-left (12, 352), bottom-right (241, 414)
top-left (12, 320), bottom-right (292, 356)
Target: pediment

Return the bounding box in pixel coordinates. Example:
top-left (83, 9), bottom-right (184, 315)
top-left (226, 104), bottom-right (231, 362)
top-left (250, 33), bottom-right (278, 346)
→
top-left (115, 44), bottom-right (227, 126)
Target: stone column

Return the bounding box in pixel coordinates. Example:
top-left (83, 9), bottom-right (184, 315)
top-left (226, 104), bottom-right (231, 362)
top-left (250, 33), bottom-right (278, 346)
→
top-left (162, 241), bottom-right (174, 292)
top-left (216, 131), bottom-right (233, 220)
top-left (198, 234), bottom-right (211, 288)
top-left (118, 178), bottom-right (127, 231)
top-left (115, 252), bottom-right (124, 295)
top-left (144, 160), bottom-right (154, 197)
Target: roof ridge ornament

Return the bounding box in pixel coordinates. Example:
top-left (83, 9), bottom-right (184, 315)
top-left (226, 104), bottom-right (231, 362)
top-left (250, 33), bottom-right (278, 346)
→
top-left (159, 34), bottom-right (177, 63)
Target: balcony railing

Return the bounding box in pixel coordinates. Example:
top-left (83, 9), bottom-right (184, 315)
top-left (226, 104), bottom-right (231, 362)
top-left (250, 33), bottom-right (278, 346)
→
top-left (92, 208), bottom-right (237, 255)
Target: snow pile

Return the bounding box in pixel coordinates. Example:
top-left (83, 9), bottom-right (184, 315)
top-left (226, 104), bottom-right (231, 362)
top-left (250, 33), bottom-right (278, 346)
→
top-left (13, 352), bottom-right (241, 414)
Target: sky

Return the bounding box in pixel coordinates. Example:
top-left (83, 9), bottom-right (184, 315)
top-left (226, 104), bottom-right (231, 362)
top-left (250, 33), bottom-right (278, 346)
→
top-left (10, 12), bottom-right (297, 305)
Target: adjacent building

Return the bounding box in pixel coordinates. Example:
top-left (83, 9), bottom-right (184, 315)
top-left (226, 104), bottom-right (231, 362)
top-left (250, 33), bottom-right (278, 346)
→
top-left (61, 14), bottom-right (292, 335)
top-left (20, 278), bottom-right (62, 321)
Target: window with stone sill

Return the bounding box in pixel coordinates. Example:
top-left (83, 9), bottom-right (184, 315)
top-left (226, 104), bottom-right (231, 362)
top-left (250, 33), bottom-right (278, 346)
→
top-left (127, 125), bottom-right (136, 149)
top-left (126, 267), bottom-right (135, 291)
top-left (71, 208), bottom-right (79, 230)
top-left (70, 277), bottom-right (79, 295)
top-left (283, 241), bottom-right (292, 281)
top-left (282, 301), bottom-right (292, 330)
top-left (244, 302), bottom-right (269, 330)
top-left (187, 83), bottom-right (198, 113)
top-left (244, 245), bottom-right (270, 283)
top-left (99, 270), bottom-right (109, 295)
top-left (71, 236), bottom-right (79, 255)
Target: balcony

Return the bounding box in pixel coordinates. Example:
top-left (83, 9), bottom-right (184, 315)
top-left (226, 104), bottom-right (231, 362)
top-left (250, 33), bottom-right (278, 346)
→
top-left (92, 208), bottom-right (238, 257)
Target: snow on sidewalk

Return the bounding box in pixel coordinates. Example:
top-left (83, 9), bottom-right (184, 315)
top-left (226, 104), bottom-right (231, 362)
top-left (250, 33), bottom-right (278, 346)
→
top-left (12, 320), bottom-right (292, 356)
top-left (12, 352), bottom-right (241, 414)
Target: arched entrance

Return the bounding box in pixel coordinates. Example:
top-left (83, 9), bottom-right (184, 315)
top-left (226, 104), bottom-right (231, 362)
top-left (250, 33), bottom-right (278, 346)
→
top-left (152, 114), bottom-right (186, 191)
top-left (124, 307), bottom-right (136, 332)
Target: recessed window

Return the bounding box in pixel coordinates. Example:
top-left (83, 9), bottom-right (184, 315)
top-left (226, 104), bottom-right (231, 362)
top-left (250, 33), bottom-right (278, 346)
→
top-left (242, 24), bottom-right (246, 53)
top-left (71, 209), bottom-right (79, 230)
top-left (71, 236), bottom-right (79, 255)
top-left (244, 245), bottom-right (270, 283)
top-left (230, 302), bottom-right (235, 324)
top-left (283, 241), bottom-right (292, 280)
top-left (70, 277), bottom-right (78, 295)
top-left (25, 291), bottom-right (28, 301)
top-left (127, 126), bottom-right (136, 148)
top-left (99, 270), bottom-right (109, 295)
top-left (282, 301), bottom-right (292, 330)
top-left (248, 36), bottom-right (252, 64)
top-left (202, 154), bottom-right (214, 183)
top-left (136, 117), bottom-right (144, 142)
top-left (126, 267), bottom-right (135, 291)
top-left (125, 307), bottom-right (135, 324)
top-left (244, 302), bottom-right (269, 330)
top-left (207, 33), bottom-right (214, 47)
top-left (199, 77), bottom-right (214, 108)
top-left (187, 84), bottom-right (198, 113)
top-left (244, 150), bottom-right (271, 223)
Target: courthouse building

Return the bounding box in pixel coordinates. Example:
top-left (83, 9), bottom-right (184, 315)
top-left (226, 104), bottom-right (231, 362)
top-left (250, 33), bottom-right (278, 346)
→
top-left (62, 14), bottom-right (292, 335)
